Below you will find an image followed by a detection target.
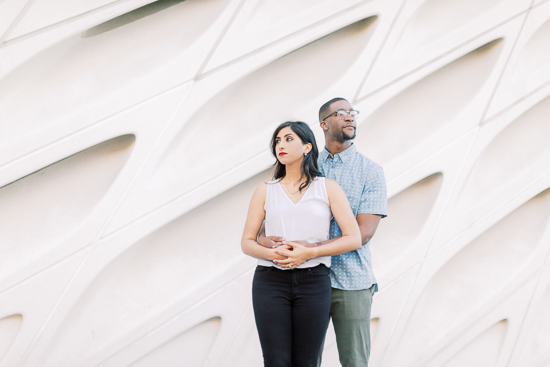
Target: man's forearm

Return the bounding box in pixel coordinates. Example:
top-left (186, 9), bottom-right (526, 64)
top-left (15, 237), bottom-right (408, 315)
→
top-left (314, 236), bottom-right (339, 247)
top-left (316, 214), bottom-right (382, 248)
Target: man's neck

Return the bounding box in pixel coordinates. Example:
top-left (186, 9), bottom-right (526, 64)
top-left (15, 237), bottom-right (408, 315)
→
top-left (325, 140), bottom-right (352, 156)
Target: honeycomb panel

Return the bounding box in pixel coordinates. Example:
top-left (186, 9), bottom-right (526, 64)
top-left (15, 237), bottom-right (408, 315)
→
top-left (0, 315), bottom-right (22, 363)
top-left (356, 39), bottom-right (503, 164)
top-left (370, 172), bottom-right (443, 279)
top-left (37, 169), bottom-right (268, 366)
top-left (105, 16), bottom-right (379, 232)
top-left (0, 251), bottom-right (87, 367)
top-left (0, 0), bottom-right (28, 40)
top-left (366, 265), bottom-right (420, 366)
top-left (391, 188), bottom-right (550, 366)
top-left (0, 0), bottom-right (229, 165)
top-left (360, 0), bottom-right (531, 94)
top-left (0, 1), bottom-right (548, 367)
top-left (458, 94), bottom-right (550, 212)
top-left (8, 0), bottom-right (119, 40)
top-left (517, 19), bottom-right (550, 76)
top-left (221, 308), bottom-right (263, 367)
top-left (441, 320), bottom-right (508, 367)
top-left (152, 18), bottom-right (377, 193)
top-left (398, 0), bottom-right (503, 48)
top-left (0, 135), bottom-right (134, 289)
top-left (203, 0), bottom-right (364, 71)
top-left (129, 317), bottom-right (221, 367)
top-left (515, 281), bottom-right (550, 366)
top-left (486, 0), bottom-right (550, 118)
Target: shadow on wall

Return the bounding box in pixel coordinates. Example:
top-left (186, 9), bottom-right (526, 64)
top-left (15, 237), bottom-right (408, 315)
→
top-left (82, 0), bottom-right (187, 38)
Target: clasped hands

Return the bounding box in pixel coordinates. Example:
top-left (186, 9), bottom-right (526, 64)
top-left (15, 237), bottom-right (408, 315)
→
top-left (258, 236), bottom-right (313, 268)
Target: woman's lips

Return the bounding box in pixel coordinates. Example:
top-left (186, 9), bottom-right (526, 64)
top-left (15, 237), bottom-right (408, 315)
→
top-left (279, 152), bottom-right (287, 156)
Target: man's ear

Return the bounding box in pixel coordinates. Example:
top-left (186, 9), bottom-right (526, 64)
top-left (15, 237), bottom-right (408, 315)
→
top-left (320, 121), bottom-right (328, 131)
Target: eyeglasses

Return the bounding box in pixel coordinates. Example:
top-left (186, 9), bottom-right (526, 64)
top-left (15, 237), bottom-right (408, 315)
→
top-left (322, 109), bottom-right (360, 121)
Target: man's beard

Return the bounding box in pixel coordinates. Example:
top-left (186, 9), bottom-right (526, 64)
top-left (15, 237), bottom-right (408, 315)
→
top-left (342, 127), bottom-right (356, 141)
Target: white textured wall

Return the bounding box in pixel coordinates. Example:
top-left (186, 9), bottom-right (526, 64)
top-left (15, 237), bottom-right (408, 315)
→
top-left (1, 1), bottom-right (550, 366)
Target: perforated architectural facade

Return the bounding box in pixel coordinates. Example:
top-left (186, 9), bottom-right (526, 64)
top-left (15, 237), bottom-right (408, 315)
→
top-left (1, 1), bottom-right (550, 366)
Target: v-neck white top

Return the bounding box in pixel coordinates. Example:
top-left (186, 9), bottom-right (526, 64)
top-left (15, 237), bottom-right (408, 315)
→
top-left (258, 177), bottom-right (332, 270)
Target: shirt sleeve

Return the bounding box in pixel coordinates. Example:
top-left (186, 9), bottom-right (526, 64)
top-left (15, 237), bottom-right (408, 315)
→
top-left (358, 164), bottom-right (388, 218)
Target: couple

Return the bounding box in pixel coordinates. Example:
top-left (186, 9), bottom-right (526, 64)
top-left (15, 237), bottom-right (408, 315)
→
top-left (241, 97), bottom-right (387, 367)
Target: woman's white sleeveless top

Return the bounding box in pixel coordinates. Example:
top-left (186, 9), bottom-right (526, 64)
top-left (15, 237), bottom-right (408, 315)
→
top-left (258, 177), bottom-right (332, 269)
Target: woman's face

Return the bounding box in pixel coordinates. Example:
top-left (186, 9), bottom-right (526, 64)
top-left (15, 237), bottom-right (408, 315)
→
top-left (274, 126), bottom-right (311, 165)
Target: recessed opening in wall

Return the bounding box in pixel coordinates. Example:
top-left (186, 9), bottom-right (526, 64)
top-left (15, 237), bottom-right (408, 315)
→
top-left (370, 317), bottom-right (380, 343)
top-left (442, 319), bottom-right (508, 367)
top-left (296, 16), bottom-right (378, 54)
top-left (357, 38), bottom-right (502, 164)
top-left (474, 38), bottom-right (503, 56)
top-left (150, 16), bottom-right (378, 194)
top-left (0, 134), bottom-right (136, 189)
top-left (130, 317), bottom-right (221, 367)
top-left (399, 0), bottom-right (502, 48)
top-left (400, 188), bottom-right (550, 361)
top-left (45, 169), bottom-right (269, 365)
top-left (524, 284), bottom-right (550, 360)
top-left (518, 19), bottom-right (550, 77)
top-left (458, 93), bottom-right (550, 209)
top-left (82, 0), bottom-right (187, 38)
top-left (0, 314), bottom-right (23, 362)
top-left (370, 172), bottom-right (443, 275)
top-left (0, 134), bottom-right (135, 285)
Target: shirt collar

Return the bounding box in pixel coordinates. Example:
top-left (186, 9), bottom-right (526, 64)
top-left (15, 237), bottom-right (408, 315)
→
top-left (321, 143), bottom-right (356, 164)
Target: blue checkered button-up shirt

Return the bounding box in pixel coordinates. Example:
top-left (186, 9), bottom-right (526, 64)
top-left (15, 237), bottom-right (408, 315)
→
top-left (318, 143), bottom-right (387, 290)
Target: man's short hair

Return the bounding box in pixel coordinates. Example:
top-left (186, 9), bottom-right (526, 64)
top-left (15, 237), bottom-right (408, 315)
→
top-left (319, 97), bottom-right (348, 122)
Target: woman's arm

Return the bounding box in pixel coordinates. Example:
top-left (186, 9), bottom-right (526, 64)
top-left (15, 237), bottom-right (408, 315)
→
top-left (274, 179), bottom-right (361, 267)
top-left (241, 183), bottom-right (287, 261)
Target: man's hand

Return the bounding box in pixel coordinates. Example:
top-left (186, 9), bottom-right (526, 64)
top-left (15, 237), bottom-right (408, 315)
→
top-left (273, 241), bottom-right (313, 268)
top-left (258, 235), bottom-right (285, 248)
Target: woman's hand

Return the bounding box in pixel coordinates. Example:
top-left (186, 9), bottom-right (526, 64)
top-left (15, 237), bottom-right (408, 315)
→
top-left (273, 242), bottom-right (313, 268)
top-left (269, 245), bottom-right (290, 261)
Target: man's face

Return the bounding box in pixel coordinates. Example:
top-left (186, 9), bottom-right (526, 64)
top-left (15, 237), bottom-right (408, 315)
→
top-left (321, 100), bottom-right (357, 142)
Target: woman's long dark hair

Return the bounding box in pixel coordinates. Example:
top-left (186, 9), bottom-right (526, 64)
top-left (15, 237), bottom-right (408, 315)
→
top-left (270, 121), bottom-right (323, 192)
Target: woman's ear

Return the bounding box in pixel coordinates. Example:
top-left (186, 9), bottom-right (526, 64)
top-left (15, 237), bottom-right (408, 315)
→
top-left (304, 143), bottom-right (312, 155)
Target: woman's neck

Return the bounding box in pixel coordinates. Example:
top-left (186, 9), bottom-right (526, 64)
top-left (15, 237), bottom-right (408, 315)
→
top-left (283, 163), bottom-right (303, 184)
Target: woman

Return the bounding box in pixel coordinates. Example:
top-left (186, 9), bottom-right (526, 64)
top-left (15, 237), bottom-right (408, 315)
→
top-left (241, 121), bottom-right (361, 366)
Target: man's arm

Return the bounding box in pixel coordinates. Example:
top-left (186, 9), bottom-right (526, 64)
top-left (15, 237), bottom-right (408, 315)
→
top-left (356, 213), bottom-right (381, 245)
top-left (304, 213), bottom-right (382, 247)
top-left (256, 222), bottom-right (285, 248)
top-left (300, 163), bottom-right (386, 248)
top-left (272, 213), bottom-right (382, 267)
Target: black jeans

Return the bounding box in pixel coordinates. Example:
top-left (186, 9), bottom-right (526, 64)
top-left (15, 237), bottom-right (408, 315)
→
top-left (252, 265), bottom-right (331, 367)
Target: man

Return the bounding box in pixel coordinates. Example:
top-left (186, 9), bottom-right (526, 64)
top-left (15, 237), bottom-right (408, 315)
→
top-left (260, 97), bottom-right (387, 366)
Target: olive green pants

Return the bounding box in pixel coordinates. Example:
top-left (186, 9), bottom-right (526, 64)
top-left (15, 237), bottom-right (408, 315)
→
top-left (319, 285), bottom-right (376, 367)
